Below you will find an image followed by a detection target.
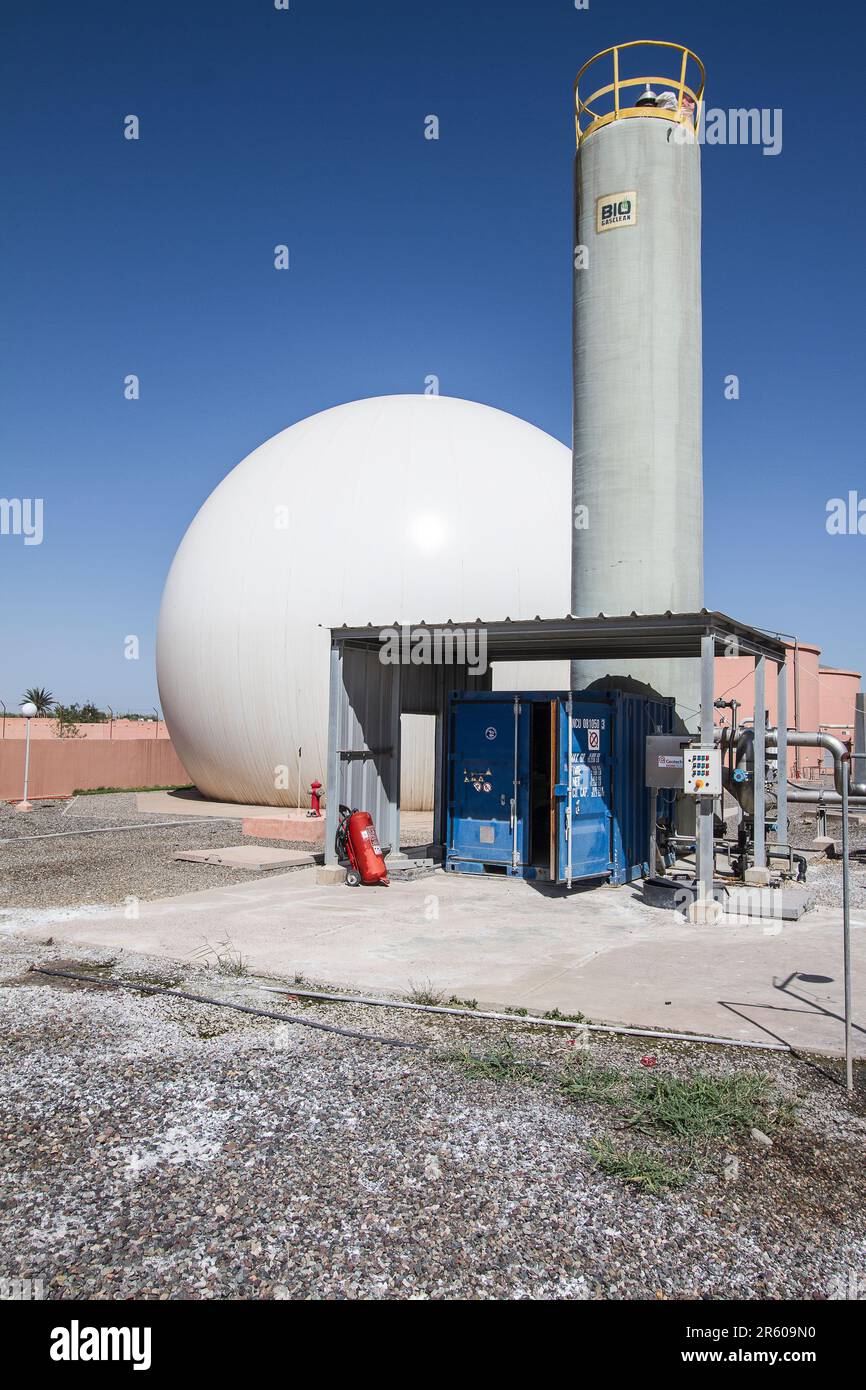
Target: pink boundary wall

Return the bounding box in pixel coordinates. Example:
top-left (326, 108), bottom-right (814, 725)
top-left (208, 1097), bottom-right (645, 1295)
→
top-left (0, 718), bottom-right (169, 741)
top-left (0, 739), bottom-right (190, 801)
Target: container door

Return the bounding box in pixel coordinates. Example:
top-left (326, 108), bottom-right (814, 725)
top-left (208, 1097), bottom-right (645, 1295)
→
top-left (448, 698), bottom-right (520, 865)
top-left (555, 699), bottom-right (613, 884)
top-left (548, 699), bottom-right (559, 879)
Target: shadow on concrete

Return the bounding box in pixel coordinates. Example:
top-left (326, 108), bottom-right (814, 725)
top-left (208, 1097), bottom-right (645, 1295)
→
top-left (719, 972), bottom-right (862, 1082)
top-left (522, 876), bottom-right (609, 900)
top-left (772, 971), bottom-right (865, 1037)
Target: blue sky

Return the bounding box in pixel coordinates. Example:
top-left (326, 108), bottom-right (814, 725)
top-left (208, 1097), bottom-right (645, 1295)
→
top-left (1, 0), bottom-right (863, 711)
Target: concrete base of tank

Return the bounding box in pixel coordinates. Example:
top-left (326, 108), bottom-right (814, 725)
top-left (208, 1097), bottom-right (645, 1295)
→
top-left (10, 866), bottom-right (862, 1057)
top-left (643, 876), bottom-right (817, 921)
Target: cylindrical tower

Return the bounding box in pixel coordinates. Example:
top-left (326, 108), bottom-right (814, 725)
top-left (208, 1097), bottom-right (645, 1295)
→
top-left (571, 42), bottom-right (705, 729)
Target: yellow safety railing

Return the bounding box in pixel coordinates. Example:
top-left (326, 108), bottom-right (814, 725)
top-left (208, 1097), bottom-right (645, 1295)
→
top-left (575, 40), bottom-right (705, 146)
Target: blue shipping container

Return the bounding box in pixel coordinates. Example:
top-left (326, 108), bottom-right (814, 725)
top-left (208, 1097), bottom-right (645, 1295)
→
top-left (446, 690), bottom-right (675, 886)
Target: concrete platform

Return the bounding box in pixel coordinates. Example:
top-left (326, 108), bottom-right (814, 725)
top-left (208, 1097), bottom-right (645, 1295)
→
top-left (242, 815), bottom-right (325, 845)
top-left (174, 846), bottom-right (316, 870)
top-left (643, 877), bottom-right (817, 920)
top-left (8, 869), bottom-right (864, 1057)
top-left (136, 789), bottom-right (290, 819)
top-left (725, 886), bottom-right (817, 921)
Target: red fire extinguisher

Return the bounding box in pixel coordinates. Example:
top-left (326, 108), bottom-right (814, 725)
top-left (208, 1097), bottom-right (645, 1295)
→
top-left (336, 805), bottom-right (389, 887)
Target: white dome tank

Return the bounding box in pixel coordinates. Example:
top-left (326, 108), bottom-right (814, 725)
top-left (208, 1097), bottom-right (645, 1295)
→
top-left (157, 394), bottom-right (571, 808)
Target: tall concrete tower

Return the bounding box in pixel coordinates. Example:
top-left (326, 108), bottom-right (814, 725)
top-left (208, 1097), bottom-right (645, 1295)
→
top-left (571, 42), bottom-right (705, 729)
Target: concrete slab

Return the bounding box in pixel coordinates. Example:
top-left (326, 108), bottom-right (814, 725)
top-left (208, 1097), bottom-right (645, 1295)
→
top-left (725, 886), bottom-right (817, 921)
top-left (316, 864), bottom-right (347, 886)
top-left (643, 877), bottom-right (817, 921)
top-left (687, 898), bottom-right (724, 925)
top-left (242, 815), bottom-right (325, 845)
top-left (7, 870), bottom-right (864, 1057)
top-left (745, 867), bottom-right (773, 887)
top-left (136, 790), bottom-right (290, 819)
top-left (173, 846), bottom-right (316, 870)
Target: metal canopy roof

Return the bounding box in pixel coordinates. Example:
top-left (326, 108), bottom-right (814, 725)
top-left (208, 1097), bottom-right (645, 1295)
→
top-left (329, 611), bottom-right (789, 663)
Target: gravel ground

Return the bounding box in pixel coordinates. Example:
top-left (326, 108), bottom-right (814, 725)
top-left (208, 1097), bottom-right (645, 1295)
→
top-left (1, 934), bottom-right (865, 1300)
top-left (4, 796), bottom-right (860, 917)
top-left (787, 810), bottom-right (866, 911)
top-left (0, 795), bottom-right (318, 911)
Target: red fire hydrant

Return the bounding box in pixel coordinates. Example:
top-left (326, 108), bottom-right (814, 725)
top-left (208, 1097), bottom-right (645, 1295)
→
top-left (309, 780), bottom-right (323, 818)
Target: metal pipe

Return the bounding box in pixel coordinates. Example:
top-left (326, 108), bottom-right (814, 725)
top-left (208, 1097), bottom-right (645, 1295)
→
top-left (785, 786), bottom-right (866, 808)
top-left (0, 817), bottom-right (242, 846)
top-left (793, 638), bottom-right (801, 777)
top-left (728, 726), bottom-right (866, 800)
top-left (264, 987), bottom-right (792, 1052)
top-left (22, 715), bottom-right (33, 805)
top-left (31, 966), bottom-right (795, 1056)
top-left (777, 663), bottom-right (788, 846)
top-left (842, 774), bottom-right (853, 1093)
top-left (698, 633), bottom-right (716, 899)
top-left (777, 729), bottom-right (859, 796)
top-left (753, 657), bottom-right (766, 868)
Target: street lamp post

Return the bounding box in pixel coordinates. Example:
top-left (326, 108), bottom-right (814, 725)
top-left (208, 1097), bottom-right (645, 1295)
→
top-left (16, 701), bottom-right (37, 811)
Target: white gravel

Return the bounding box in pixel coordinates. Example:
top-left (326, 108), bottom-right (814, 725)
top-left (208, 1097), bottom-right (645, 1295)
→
top-left (1, 935), bottom-right (864, 1300)
top-left (0, 795), bottom-right (315, 910)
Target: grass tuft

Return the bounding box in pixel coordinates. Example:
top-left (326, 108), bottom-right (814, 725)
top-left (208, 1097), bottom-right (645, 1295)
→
top-left (628, 1071), bottom-right (796, 1141)
top-left (194, 936), bottom-right (249, 978)
top-left (442, 1038), bottom-right (544, 1084)
top-left (71, 784), bottom-right (195, 796)
top-left (589, 1138), bottom-right (688, 1194)
top-left (544, 1007), bottom-right (588, 1024)
top-left (407, 979), bottom-right (446, 1006)
top-left (559, 1060), bottom-right (625, 1105)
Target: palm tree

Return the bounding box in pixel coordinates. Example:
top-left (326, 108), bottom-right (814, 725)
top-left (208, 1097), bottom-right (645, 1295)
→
top-left (22, 686), bottom-right (54, 715)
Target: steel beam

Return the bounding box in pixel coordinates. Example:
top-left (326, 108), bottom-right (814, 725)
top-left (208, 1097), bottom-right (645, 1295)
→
top-left (324, 644), bottom-right (342, 865)
top-left (697, 633), bottom-right (715, 901)
top-left (754, 655), bottom-right (767, 869)
top-left (776, 662), bottom-right (788, 846)
top-left (385, 663), bottom-right (402, 858)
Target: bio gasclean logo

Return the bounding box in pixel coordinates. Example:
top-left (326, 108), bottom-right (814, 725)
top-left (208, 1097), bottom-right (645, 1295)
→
top-left (596, 191), bottom-right (637, 232)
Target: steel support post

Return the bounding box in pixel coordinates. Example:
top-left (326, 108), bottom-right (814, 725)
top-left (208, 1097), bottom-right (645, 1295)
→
top-left (324, 644), bottom-right (342, 865)
top-left (754, 655), bottom-right (767, 870)
top-left (776, 662), bottom-right (788, 847)
top-left (697, 633), bottom-right (715, 902)
top-left (842, 772), bottom-right (853, 1093)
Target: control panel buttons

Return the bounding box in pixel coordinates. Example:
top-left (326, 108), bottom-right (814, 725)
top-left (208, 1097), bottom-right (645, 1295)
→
top-left (683, 746), bottom-right (721, 796)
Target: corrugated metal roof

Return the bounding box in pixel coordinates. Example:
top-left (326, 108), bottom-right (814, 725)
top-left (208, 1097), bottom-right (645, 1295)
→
top-left (327, 611), bottom-right (789, 663)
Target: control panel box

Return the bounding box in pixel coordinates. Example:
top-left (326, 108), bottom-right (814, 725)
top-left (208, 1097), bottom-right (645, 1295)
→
top-left (683, 745), bottom-right (721, 796)
top-left (645, 735), bottom-right (690, 789)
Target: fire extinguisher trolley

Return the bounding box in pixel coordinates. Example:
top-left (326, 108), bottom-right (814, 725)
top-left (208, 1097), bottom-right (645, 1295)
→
top-left (335, 805), bottom-right (389, 887)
